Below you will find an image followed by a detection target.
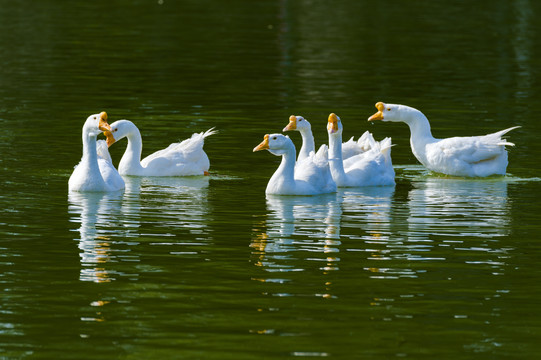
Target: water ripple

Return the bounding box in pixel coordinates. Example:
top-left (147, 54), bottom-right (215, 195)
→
top-left (251, 173), bottom-right (512, 298)
top-left (68, 176), bottom-right (210, 283)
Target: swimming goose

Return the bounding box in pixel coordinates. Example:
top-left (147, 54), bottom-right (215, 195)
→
top-left (327, 113), bottom-right (395, 187)
top-left (69, 112), bottom-right (125, 192)
top-left (105, 119), bottom-right (216, 176)
top-left (368, 102), bottom-right (520, 177)
top-left (253, 133), bottom-right (336, 195)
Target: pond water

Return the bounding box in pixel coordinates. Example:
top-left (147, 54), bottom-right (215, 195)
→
top-left (1, 0), bottom-right (541, 359)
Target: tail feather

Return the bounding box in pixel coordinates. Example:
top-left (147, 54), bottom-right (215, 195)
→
top-left (201, 127), bottom-right (218, 138)
top-left (316, 144), bottom-right (328, 160)
top-left (494, 126), bottom-right (521, 137)
top-left (489, 126), bottom-right (520, 141)
top-left (490, 126), bottom-right (519, 147)
top-left (357, 131), bottom-right (375, 151)
top-left (379, 137), bottom-right (393, 151)
top-left (378, 137), bottom-right (394, 157)
top-left (180, 127), bottom-right (217, 149)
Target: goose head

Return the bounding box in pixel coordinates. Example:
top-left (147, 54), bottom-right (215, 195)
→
top-left (253, 133), bottom-right (293, 156)
top-left (84, 112), bottom-right (110, 137)
top-left (104, 120), bottom-right (133, 147)
top-left (327, 113), bottom-right (343, 136)
top-left (368, 102), bottom-right (419, 123)
top-left (283, 115), bottom-right (311, 133)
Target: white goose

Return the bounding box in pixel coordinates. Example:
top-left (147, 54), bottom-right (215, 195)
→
top-left (368, 102), bottom-right (520, 177)
top-left (253, 133), bottom-right (337, 195)
top-left (69, 112), bottom-right (125, 192)
top-left (283, 115), bottom-right (375, 163)
top-left (105, 119), bottom-right (216, 176)
top-left (96, 140), bottom-right (126, 191)
top-left (327, 113), bottom-right (395, 187)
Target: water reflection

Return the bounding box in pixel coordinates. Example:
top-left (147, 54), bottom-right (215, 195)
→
top-left (121, 176), bottom-right (211, 237)
top-left (363, 177), bottom-right (511, 280)
top-left (407, 177), bottom-right (510, 237)
top-left (251, 187), bottom-right (396, 276)
top-left (251, 193), bottom-right (339, 270)
top-left (68, 176), bottom-right (210, 283)
top-left (68, 191), bottom-right (123, 283)
top-left (341, 186), bottom-right (395, 242)
top-left (252, 176), bottom-right (512, 282)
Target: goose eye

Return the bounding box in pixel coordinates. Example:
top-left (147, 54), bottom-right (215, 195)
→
top-left (387, 108), bottom-right (391, 111)
top-left (114, 128), bottom-right (118, 132)
top-left (299, 119), bottom-right (303, 122)
top-left (272, 136), bottom-right (277, 140)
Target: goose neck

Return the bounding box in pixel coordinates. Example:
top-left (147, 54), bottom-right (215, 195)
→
top-left (81, 131), bottom-right (99, 168)
top-left (271, 142), bottom-right (297, 183)
top-left (404, 111), bottom-right (434, 142)
top-left (298, 129), bottom-right (315, 160)
top-left (328, 132), bottom-right (346, 181)
top-left (125, 125), bottom-right (143, 160)
top-left (119, 124), bottom-right (145, 173)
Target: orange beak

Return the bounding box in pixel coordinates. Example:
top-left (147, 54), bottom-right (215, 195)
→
top-left (98, 111), bottom-right (111, 131)
top-left (368, 102), bottom-right (385, 121)
top-left (327, 113), bottom-right (339, 133)
top-left (283, 115), bottom-right (297, 132)
top-left (253, 134), bottom-right (270, 152)
top-left (104, 130), bottom-right (116, 147)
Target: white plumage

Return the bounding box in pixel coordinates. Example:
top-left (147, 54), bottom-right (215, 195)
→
top-left (69, 112), bottom-right (125, 192)
top-left (253, 133), bottom-right (336, 195)
top-left (327, 113), bottom-right (395, 187)
top-left (283, 115), bottom-right (370, 163)
top-left (368, 102), bottom-right (519, 177)
top-left (105, 119), bottom-right (216, 176)
top-left (96, 140), bottom-right (126, 191)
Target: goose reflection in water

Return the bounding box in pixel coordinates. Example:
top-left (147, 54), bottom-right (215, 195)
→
top-left (407, 177), bottom-right (510, 239)
top-left (250, 193), bottom-right (342, 299)
top-left (252, 193), bottom-right (341, 260)
top-left (68, 176), bottom-right (210, 283)
top-left (251, 187), bottom-right (395, 271)
top-left (364, 178), bottom-right (511, 279)
top-left (68, 191), bottom-right (123, 283)
top-left (251, 188), bottom-right (395, 300)
top-left (340, 186), bottom-right (395, 242)
top-left (121, 176), bottom-right (210, 235)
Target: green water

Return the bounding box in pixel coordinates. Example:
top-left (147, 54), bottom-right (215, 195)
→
top-left (2, 0), bottom-right (541, 358)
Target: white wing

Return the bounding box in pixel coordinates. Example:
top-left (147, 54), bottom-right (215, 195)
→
top-left (141, 128), bottom-right (217, 176)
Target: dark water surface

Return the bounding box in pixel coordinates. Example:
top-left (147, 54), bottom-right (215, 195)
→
top-left (2, 1), bottom-right (541, 358)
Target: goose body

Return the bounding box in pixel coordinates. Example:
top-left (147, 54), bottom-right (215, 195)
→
top-left (368, 102), bottom-right (519, 177)
top-left (69, 112), bottom-right (125, 192)
top-left (106, 120), bottom-right (216, 176)
top-left (253, 133), bottom-right (336, 195)
top-left (96, 140), bottom-right (126, 191)
top-left (327, 113), bottom-right (395, 187)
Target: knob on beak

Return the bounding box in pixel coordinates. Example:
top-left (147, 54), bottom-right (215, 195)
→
top-left (98, 111), bottom-right (111, 131)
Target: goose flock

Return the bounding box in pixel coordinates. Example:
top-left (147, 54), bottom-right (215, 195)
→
top-left (69, 103), bottom-right (519, 195)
